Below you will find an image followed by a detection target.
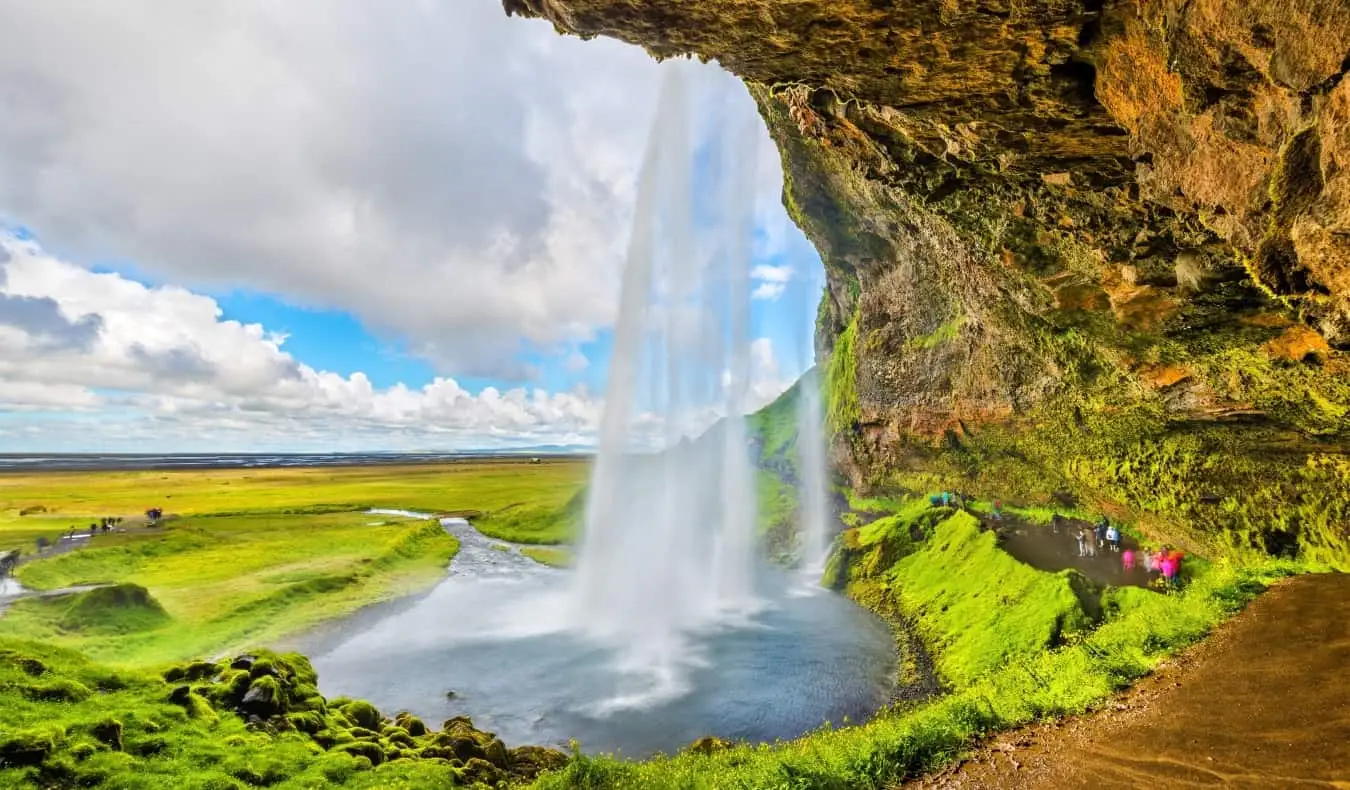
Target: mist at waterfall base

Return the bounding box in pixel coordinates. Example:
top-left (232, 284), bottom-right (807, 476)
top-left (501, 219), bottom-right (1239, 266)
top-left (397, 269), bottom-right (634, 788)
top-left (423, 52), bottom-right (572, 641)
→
top-left (306, 65), bottom-right (895, 757)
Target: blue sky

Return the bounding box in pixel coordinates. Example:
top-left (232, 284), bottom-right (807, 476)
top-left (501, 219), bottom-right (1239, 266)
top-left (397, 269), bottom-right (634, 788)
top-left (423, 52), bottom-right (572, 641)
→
top-left (0, 2), bottom-right (823, 452)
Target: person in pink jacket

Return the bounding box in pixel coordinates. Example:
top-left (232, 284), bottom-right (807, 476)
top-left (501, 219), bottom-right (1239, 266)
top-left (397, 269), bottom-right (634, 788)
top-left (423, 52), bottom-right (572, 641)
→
top-left (1160, 553), bottom-right (1178, 586)
top-left (1122, 548), bottom-right (1136, 571)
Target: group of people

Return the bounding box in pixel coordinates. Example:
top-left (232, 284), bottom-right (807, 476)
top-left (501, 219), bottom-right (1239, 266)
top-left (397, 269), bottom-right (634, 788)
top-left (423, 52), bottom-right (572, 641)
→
top-left (1054, 514), bottom-right (1186, 587)
top-left (1128, 546), bottom-right (1187, 587)
top-left (1068, 516), bottom-right (1121, 557)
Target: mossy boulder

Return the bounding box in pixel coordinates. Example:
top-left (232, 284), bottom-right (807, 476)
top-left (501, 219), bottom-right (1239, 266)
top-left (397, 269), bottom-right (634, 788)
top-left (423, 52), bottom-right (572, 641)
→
top-left (336, 740), bottom-right (387, 766)
top-left (240, 675), bottom-right (283, 718)
top-left (88, 719), bottom-right (123, 751)
top-left (685, 736), bottom-right (732, 756)
top-left (0, 649), bottom-right (48, 677)
top-left (285, 711), bottom-right (326, 735)
top-left (340, 700), bottom-right (382, 730)
top-left (0, 728), bottom-right (59, 766)
top-left (510, 745), bottom-right (569, 780)
top-left (20, 677), bottom-right (92, 703)
top-left (393, 711), bottom-right (427, 737)
top-left (163, 660), bottom-right (221, 684)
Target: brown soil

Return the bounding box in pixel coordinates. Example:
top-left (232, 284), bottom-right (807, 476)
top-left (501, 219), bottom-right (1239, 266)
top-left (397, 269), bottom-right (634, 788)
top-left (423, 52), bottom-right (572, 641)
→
top-left (908, 573), bottom-right (1350, 790)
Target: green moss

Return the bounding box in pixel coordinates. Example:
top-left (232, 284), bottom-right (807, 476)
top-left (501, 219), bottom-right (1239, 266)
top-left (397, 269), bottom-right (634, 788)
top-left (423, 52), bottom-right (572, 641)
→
top-left (905, 314), bottom-right (967, 351)
top-left (827, 313), bottom-right (861, 435)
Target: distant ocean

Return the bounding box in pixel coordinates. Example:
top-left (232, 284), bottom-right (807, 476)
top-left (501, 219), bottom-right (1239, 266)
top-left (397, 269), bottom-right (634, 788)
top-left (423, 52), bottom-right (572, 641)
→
top-left (0, 449), bottom-right (590, 472)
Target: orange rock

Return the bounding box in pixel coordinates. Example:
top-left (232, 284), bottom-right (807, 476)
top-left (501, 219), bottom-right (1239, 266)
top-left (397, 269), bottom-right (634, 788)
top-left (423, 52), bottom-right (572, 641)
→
top-left (1140, 365), bottom-right (1191, 389)
top-left (1052, 282), bottom-right (1111, 312)
top-left (1103, 281), bottom-right (1178, 332)
top-left (1262, 325), bottom-right (1332, 362)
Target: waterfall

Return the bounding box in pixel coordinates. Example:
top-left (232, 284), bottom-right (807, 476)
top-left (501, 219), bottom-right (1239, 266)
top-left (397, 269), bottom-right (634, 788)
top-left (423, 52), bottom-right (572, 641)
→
top-left (572, 63), bottom-right (763, 711)
top-left (797, 367), bottom-right (832, 575)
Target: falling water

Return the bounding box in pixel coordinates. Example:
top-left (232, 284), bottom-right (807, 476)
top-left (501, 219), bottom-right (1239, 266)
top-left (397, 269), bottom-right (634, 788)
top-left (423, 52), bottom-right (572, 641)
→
top-left (572, 64), bottom-right (764, 711)
top-left (796, 367), bottom-right (833, 576)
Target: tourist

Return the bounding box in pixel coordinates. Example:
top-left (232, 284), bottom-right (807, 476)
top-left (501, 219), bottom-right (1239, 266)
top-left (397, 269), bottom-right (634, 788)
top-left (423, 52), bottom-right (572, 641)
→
top-left (942, 491), bottom-right (952, 507)
top-left (1076, 529), bottom-right (1087, 557)
top-left (1160, 551), bottom-right (1179, 588)
top-left (1082, 526), bottom-right (1097, 557)
top-left (993, 500), bottom-right (1003, 521)
top-left (1051, 513), bottom-right (1064, 533)
top-left (1095, 518), bottom-right (1108, 550)
top-left (1106, 524), bottom-right (1120, 552)
top-left (1122, 547), bottom-right (1135, 570)
top-left (1167, 549), bottom-right (1185, 586)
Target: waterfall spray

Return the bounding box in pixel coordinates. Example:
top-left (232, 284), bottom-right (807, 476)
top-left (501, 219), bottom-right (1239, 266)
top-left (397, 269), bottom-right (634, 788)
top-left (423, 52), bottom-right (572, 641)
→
top-left (572, 64), bottom-right (764, 711)
top-left (797, 367), bottom-right (832, 575)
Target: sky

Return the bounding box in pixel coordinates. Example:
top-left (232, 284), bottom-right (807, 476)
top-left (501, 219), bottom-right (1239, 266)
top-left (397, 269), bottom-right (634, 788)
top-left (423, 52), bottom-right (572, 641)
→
top-left (0, 0), bottom-right (824, 453)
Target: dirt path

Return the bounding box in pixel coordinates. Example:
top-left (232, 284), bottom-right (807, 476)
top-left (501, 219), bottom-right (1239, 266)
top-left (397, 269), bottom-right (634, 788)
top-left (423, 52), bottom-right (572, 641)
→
top-left (909, 573), bottom-right (1350, 790)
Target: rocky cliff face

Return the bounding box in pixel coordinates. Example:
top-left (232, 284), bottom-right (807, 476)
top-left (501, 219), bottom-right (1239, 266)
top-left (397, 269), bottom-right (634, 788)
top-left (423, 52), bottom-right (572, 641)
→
top-left (505, 0), bottom-right (1350, 567)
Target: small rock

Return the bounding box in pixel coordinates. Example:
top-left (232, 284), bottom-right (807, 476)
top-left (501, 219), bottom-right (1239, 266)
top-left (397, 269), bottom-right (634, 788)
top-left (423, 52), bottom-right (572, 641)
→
top-left (230, 655), bottom-right (257, 671)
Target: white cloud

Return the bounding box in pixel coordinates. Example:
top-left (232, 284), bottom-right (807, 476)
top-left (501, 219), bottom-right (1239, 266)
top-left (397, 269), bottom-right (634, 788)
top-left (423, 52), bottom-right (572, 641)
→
top-left (750, 263), bottom-right (792, 301)
top-left (751, 281), bottom-right (787, 301)
top-left (0, 235), bottom-right (791, 451)
top-left (0, 235), bottom-right (604, 449)
top-left (0, 2), bottom-right (806, 381)
top-left (0, 1), bottom-right (676, 377)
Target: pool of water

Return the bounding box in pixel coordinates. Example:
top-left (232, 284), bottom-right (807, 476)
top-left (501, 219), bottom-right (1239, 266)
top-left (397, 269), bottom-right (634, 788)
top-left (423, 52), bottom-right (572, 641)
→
top-left (302, 517), bottom-right (897, 757)
top-left (995, 518), bottom-right (1151, 589)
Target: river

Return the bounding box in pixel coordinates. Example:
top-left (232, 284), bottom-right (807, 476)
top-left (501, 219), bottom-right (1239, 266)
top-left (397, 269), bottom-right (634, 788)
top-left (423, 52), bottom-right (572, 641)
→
top-left (298, 514), bottom-right (897, 757)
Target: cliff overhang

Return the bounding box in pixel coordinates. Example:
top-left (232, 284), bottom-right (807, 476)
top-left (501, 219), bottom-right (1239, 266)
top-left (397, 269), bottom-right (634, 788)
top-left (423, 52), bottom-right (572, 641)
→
top-left (505, 0), bottom-right (1350, 567)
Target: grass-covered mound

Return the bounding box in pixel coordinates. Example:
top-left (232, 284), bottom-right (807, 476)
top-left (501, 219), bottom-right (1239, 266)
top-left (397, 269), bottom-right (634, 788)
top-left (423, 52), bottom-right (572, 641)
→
top-left (0, 516), bottom-right (460, 666)
top-left (531, 507), bottom-right (1302, 788)
top-left (47, 584), bottom-right (171, 636)
top-left (0, 640), bottom-right (566, 788)
top-left (868, 512), bottom-right (1092, 687)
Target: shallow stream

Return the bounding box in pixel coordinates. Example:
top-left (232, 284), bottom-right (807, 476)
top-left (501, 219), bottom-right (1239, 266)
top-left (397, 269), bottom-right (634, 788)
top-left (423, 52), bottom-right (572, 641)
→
top-left (300, 515), bottom-right (897, 757)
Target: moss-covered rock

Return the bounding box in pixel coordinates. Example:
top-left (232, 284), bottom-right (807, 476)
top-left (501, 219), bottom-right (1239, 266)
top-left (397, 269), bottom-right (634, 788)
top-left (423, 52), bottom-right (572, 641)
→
top-left (88, 719), bottom-right (122, 752)
top-left (340, 700), bottom-right (382, 731)
top-left (393, 712), bottom-right (427, 737)
top-left (336, 740), bottom-right (386, 767)
top-left (0, 728), bottom-right (59, 766)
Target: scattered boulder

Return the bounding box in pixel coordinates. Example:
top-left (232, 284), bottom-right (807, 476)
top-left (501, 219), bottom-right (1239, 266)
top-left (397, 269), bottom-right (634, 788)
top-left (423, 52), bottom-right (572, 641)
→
top-left (0, 728), bottom-right (58, 766)
top-left (394, 712), bottom-right (427, 737)
top-left (240, 675), bottom-right (283, 718)
top-left (510, 745), bottom-right (569, 780)
top-left (484, 737), bottom-right (509, 767)
top-left (163, 660), bottom-right (220, 684)
top-left (341, 700), bottom-right (382, 731)
top-left (337, 741), bottom-right (386, 766)
top-left (685, 735), bottom-right (732, 756)
top-left (89, 719), bottom-right (122, 751)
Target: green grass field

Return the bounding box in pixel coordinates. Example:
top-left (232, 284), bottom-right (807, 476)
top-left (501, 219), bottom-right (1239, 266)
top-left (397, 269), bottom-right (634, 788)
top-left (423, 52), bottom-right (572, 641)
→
top-left (0, 459), bottom-right (588, 553)
top-left (0, 460), bottom-right (589, 666)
